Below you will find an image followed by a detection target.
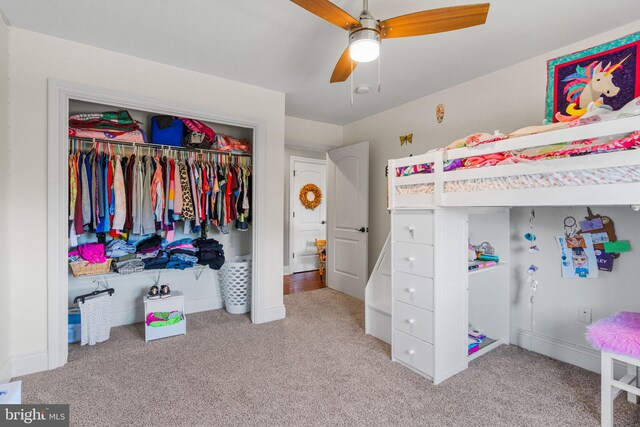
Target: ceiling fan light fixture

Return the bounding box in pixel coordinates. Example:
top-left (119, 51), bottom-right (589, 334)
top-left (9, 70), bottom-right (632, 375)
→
top-left (348, 15), bottom-right (380, 63)
top-left (349, 38), bottom-right (380, 63)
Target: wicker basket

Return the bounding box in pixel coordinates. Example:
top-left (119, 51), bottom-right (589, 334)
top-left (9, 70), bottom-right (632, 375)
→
top-left (69, 258), bottom-right (113, 277)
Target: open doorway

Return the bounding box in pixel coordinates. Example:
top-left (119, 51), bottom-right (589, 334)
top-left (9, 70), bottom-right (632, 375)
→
top-left (284, 149), bottom-right (327, 294)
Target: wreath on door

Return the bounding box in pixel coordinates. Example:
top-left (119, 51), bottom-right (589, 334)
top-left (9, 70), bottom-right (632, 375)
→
top-left (299, 184), bottom-right (322, 210)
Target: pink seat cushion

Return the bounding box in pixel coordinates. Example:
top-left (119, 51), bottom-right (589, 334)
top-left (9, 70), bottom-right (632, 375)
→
top-left (587, 311), bottom-right (640, 358)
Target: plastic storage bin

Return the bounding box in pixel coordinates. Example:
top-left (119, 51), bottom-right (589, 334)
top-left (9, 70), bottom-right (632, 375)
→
top-left (68, 309), bottom-right (81, 344)
top-left (218, 255), bottom-right (252, 314)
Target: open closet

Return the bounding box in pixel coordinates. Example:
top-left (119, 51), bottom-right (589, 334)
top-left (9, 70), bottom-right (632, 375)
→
top-left (66, 98), bottom-right (254, 349)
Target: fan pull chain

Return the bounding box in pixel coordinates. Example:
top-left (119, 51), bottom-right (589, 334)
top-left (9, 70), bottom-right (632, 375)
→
top-left (377, 51), bottom-right (381, 93)
top-left (350, 58), bottom-right (354, 106)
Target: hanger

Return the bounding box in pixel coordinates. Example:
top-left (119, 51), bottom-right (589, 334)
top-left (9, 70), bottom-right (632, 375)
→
top-left (73, 281), bottom-right (115, 304)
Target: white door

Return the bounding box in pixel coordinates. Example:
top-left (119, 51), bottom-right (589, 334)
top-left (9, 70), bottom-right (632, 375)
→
top-left (327, 141), bottom-right (369, 300)
top-left (290, 157), bottom-right (327, 273)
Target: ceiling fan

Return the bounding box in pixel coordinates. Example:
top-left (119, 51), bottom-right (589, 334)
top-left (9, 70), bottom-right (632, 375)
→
top-left (290, 0), bottom-right (490, 83)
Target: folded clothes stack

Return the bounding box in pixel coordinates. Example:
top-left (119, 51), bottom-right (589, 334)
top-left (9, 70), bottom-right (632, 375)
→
top-left (193, 238), bottom-right (225, 270)
top-left (69, 233), bottom-right (226, 276)
top-left (105, 239), bottom-right (137, 258)
top-left (68, 110), bottom-right (146, 143)
top-left (143, 252), bottom-right (169, 270)
top-left (136, 235), bottom-right (163, 254)
top-left (166, 253), bottom-right (198, 270)
top-left (114, 259), bottom-right (145, 275)
top-left (164, 238), bottom-right (198, 256)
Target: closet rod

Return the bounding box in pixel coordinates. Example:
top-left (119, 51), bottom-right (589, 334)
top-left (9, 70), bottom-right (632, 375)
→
top-left (68, 136), bottom-right (253, 157)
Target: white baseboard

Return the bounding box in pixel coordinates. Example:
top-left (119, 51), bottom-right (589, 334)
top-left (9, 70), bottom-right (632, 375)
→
top-left (0, 358), bottom-right (11, 383)
top-left (185, 296), bottom-right (224, 314)
top-left (510, 326), bottom-right (629, 377)
top-left (11, 351), bottom-right (48, 378)
top-left (110, 296), bottom-right (224, 327)
top-left (283, 265), bottom-right (291, 276)
top-left (255, 305), bottom-right (286, 324)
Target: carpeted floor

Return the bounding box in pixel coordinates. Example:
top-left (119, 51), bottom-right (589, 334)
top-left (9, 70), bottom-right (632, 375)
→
top-left (18, 288), bottom-right (640, 426)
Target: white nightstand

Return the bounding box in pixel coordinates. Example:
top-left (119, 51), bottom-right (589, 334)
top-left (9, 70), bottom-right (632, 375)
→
top-left (143, 291), bottom-right (186, 342)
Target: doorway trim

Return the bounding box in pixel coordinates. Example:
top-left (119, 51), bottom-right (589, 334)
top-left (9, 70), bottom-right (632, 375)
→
top-left (288, 155), bottom-right (327, 273)
top-left (47, 79), bottom-right (268, 370)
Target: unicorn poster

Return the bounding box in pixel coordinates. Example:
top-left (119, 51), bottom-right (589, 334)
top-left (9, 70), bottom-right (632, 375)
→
top-left (546, 31), bottom-right (640, 123)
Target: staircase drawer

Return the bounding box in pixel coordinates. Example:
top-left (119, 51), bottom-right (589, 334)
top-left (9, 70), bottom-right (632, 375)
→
top-left (393, 242), bottom-right (434, 278)
top-left (393, 330), bottom-right (434, 376)
top-left (393, 271), bottom-right (433, 311)
top-left (392, 211), bottom-right (434, 245)
top-left (394, 301), bottom-right (433, 343)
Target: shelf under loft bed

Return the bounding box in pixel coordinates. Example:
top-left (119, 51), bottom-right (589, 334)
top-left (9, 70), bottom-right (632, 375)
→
top-left (468, 337), bottom-right (503, 362)
top-left (68, 136), bottom-right (253, 158)
top-left (468, 262), bottom-right (508, 276)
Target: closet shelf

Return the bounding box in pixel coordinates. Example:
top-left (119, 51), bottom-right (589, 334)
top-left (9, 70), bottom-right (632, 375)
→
top-left (69, 136), bottom-right (252, 157)
top-left (468, 262), bottom-right (508, 276)
top-left (68, 264), bottom-right (210, 284)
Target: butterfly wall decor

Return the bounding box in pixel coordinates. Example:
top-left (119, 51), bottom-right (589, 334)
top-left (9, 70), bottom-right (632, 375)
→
top-left (399, 133), bottom-right (413, 146)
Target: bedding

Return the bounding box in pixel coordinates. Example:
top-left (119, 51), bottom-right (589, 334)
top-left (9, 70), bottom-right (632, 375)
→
top-left (395, 163), bottom-right (433, 177)
top-left (395, 131), bottom-right (640, 176)
top-left (394, 96), bottom-right (640, 177)
top-left (69, 128), bottom-right (147, 143)
top-left (395, 165), bottom-right (640, 195)
top-left (450, 131), bottom-right (640, 171)
top-left (444, 165), bottom-right (640, 193)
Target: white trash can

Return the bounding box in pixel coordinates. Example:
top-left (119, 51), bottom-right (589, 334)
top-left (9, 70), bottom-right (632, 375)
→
top-left (218, 255), bottom-right (252, 314)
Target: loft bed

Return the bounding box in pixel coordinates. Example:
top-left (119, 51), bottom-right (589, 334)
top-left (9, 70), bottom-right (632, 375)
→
top-left (388, 114), bottom-right (640, 209)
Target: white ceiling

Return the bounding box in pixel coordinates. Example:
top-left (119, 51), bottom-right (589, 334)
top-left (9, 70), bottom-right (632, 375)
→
top-left (0, 0), bottom-right (639, 125)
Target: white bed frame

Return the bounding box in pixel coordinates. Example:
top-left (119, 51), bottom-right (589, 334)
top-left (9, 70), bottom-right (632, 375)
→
top-left (374, 115), bottom-right (640, 385)
top-left (388, 116), bottom-right (640, 208)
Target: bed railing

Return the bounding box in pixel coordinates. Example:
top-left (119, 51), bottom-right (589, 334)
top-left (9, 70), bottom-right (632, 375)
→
top-left (388, 115), bottom-right (640, 209)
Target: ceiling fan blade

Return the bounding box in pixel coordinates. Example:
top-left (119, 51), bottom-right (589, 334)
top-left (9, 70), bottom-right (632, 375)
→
top-left (380, 3), bottom-right (490, 39)
top-left (330, 47), bottom-right (357, 83)
top-left (290, 0), bottom-right (360, 31)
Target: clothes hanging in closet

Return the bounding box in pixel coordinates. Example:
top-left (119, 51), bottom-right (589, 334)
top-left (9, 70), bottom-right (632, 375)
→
top-left (68, 143), bottom-right (252, 240)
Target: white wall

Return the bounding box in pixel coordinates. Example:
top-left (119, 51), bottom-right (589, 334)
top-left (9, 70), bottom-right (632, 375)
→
top-left (0, 13), bottom-right (10, 382)
top-left (510, 206), bottom-right (640, 371)
top-left (7, 28), bottom-right (285, 370)
top-left (283, 146), bottom-right (326, 272)
top-left (343, 21), bottom-right (640, 370)
top-left (285, 116), bottom-right (342, 150)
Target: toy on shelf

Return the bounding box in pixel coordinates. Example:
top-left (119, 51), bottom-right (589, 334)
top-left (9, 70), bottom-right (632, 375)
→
top-left (468, 241), bottom-right (499, 271)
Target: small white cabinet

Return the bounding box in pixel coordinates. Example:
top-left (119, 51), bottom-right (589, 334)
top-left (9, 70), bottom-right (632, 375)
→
top-left (389, 208), bottom-right (510, 384)
top-left (143, 291), bottom-right (186, 342)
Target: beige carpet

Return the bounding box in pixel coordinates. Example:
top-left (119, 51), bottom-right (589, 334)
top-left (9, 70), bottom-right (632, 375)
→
top-left (17, 288), bottom-right (640, 426)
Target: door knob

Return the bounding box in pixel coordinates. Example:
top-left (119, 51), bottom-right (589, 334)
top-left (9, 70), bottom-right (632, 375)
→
top-left (321, 221), bottom-right (326, 224)
top-left (356, 227), bottom-right (366, 233)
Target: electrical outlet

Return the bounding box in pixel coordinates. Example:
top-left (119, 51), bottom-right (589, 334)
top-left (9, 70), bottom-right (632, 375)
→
top-left (579, 306), bottom-right (592, 324)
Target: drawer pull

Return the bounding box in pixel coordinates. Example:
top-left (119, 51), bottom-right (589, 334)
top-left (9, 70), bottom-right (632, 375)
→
top-left (407, 256), bottom-right (415, 263)
top-left (407, 349), bottom-right (415, 356)
top-left (407, 287), bottom-right (415, 293)
top-left (407, 318), bottom-right (415, 325)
